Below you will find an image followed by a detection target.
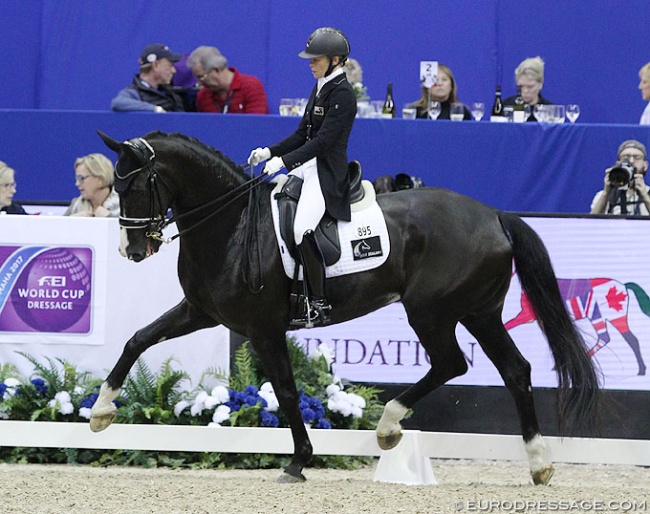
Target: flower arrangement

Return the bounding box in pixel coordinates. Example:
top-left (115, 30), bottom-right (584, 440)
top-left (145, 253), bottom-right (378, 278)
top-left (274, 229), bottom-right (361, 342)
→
top-left (352, 82), bottom-right (370, 101)
top-left (0, 338), bottom-right (383, 469)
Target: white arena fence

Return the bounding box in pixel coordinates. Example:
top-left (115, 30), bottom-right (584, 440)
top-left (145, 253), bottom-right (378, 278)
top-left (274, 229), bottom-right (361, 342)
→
top-left (0, 422), bottom-right (648, 467)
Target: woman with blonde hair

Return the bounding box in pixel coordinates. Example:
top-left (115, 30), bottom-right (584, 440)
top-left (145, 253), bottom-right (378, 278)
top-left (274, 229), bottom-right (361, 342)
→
top-left (411, 63), bottom-right (471, 120)
top-left (64, 153), bottom-right (119, 217)
top-left (503, 56), bottom-right (552, 119)
top-left (0, 161), bottom-right (27, 214)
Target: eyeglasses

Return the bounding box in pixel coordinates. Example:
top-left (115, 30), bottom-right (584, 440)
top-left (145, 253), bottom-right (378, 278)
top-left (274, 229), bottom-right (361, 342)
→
top-left (0, 182), bottom-right (16, 189)
top-left (75, 175), bottom-right (92, 184)
top-left (197, 68), bottom-right (215, 83)
top-left (619, 154), bottom-right (646, 162)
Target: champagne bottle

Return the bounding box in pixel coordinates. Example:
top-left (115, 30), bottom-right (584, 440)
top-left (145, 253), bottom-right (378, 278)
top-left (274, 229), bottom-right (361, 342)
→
top-left (513, 85), bottom-right (526, 123)
top-left (490, 85), bottom-right (506, 122)
top-left (381, 82), bottom-right (396, 118)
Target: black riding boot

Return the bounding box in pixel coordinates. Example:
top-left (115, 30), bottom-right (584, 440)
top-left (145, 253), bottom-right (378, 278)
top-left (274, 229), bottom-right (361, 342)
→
top-left (290, 230), bottom-right (331, 328)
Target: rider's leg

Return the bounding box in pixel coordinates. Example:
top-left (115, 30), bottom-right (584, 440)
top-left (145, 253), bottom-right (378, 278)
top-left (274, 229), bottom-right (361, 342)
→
top-left (289, 159), bottom-right (329, 327)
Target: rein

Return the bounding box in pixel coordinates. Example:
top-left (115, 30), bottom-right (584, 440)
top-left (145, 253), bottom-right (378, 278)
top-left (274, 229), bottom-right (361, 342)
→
top-left (119, 137), bottom-right (272, 244)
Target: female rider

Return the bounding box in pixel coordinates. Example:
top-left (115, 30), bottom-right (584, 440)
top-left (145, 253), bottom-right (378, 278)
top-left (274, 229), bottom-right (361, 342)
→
top-left (248, 27), bottom-right (357, 327)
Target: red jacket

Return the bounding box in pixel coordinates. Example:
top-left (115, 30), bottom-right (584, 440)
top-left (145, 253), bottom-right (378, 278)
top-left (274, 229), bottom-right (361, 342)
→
top-left (196, 67), bottom-right (269, 114)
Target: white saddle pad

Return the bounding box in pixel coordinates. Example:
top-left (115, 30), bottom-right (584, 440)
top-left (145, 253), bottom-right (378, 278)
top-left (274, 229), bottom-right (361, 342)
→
top-left (270, 176), bottom-right (390, 279)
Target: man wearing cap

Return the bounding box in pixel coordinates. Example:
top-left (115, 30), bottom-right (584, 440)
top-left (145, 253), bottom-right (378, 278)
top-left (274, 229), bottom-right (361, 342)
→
top-left (111, 44), bottom-right (186, 112)
top-left (590, 140), bottom-right (650, 215)
top-left (187, 46), bottom-right (268, 114)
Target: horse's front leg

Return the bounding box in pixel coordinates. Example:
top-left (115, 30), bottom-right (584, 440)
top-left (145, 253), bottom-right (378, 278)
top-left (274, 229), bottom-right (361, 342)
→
top-left (250, 330), bottom-right (313, 483)
top-left (90, 299), bottom-right (218, 432)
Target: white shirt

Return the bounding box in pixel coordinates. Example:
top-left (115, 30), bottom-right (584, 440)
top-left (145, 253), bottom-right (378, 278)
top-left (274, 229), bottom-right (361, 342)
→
top-left (591, 186), bottom-right (650, 215)
top-left (640, 102), bottom-right (650, 125)
top-left (316, 67), bottom-right (345, 96)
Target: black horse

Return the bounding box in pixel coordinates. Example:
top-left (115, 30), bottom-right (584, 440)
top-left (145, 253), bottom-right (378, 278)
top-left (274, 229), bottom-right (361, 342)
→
top-left (93, 130), bottom-right (599, 485)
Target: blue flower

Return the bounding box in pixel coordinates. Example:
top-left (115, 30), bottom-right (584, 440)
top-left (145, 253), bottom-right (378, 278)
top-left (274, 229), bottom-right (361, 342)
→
top-left (260, 410), bottom-right (279, 427)
top-left (31, 378), bottom-right (48, 396)
top-left (0, 383), bottom-right (7, 399)
top-left (80, 393), bottom-right (99, 409)
top-left (244, 385), bottom-right (259, 395)
top-left (301, 407), bottom-right (317, 423)
top-left (314, 418), bottom-right (332, 429)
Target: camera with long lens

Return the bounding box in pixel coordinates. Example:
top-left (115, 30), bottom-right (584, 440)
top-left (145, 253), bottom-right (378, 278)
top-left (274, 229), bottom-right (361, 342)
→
top-left (609, 161), bottom-right (636, 187)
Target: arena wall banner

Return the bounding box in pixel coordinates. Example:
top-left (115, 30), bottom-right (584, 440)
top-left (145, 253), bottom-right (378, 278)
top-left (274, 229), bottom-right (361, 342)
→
top-left (0, 216), bottom-right (230, 383)
top-left (290, 216), bottom-right (650, 392)
top-left (0, 216), bottom-right (109, 345)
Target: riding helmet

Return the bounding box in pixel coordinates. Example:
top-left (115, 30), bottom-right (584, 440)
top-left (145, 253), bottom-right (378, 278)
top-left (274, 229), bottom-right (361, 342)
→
top-left (299, 27), bottom-right (350, 60)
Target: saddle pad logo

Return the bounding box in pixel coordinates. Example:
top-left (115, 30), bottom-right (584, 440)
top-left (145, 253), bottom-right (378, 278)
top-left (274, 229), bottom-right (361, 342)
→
top-left (351, 236), bottom-right (383, 260)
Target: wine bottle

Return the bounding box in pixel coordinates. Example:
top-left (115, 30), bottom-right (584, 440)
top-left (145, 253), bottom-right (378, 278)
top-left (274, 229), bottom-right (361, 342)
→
top-left (490, 85), bottom-right (506, 122)
top-left (381, 82), bottom-right (396, 118)
top-left (513, 85), bottom-right (526, 123)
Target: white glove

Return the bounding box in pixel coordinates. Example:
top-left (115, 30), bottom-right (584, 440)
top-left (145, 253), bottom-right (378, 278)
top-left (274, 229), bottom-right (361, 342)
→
top-left (248, 147), bottom-right (271, 166)
top-left (263, 156), bottom-right (285, 176)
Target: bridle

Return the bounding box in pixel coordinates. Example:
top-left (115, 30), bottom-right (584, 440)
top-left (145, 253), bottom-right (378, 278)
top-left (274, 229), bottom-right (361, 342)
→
top-left (117, 137), bottom-right (271, 244)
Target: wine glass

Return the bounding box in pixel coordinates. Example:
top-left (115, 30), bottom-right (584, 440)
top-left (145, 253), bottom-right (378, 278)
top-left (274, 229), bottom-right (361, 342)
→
top-left (428, 101), bottom-right (441, 120)
top-left (566, 104), bottom-right (580, 124)
top-left (471, 102), bottom-right (485, 121)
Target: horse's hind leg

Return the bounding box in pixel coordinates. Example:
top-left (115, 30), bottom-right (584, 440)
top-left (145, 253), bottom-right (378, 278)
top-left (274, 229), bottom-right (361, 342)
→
top-left (90, 299), bottom-right (217, 432)
top-left (377, 316), bottom-right (468, 450)
top-left (463, 312), bottom-right (554, 485)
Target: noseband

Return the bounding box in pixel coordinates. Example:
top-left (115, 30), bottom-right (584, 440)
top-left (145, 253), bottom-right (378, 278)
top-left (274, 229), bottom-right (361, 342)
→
top-left (117, 137), bottom-right (271, 244)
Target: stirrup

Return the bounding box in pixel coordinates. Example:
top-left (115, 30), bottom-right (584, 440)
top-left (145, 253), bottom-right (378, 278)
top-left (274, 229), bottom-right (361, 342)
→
top-left (290, 296), bottom-right (331, 328)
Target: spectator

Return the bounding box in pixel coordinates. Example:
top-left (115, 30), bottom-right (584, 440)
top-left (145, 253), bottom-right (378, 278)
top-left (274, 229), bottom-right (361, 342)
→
top-left (64, 154), bottom-right (119, 217)
top-left (590, 140), bottom-right (650, 215)
top-left (638, 62), bottom-right (650, 125)
top-left (503, 56), bottom-right (552, 121)
top-left (247, 27), bottom-right (356, 327)
top-left (344, 58), bottom-right (369, 101)
top-left (410, 64), bottom-right (471, 120)
top-left (0, 161), bottom-right (27, 215)
top-left (111, 44), bottom-right (186, 113)
top-left (187, 46), bottom-right (269, 114)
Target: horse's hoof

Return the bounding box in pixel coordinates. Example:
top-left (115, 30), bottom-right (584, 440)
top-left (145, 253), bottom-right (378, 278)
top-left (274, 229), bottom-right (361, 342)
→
top-left (277, 471), bottom-right (306, 484)
top-left (532, 464), bottom-right (555, 485)
top-left (377, 431), bottom-right (403, 450)
top-left (89, 412), bottom-right (116, 433)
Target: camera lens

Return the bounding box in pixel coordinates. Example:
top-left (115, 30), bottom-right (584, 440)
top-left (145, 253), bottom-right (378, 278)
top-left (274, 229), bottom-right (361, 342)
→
top-left (610, 162), bottom-right (635, 186)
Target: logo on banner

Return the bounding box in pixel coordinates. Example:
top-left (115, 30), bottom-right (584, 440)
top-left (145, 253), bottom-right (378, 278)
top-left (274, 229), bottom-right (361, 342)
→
top-left (505, 277), bottom-right (650, 376)
top-left (351, 236), bottom-right (382, 260)
top-left (0, 246), bottom-right (93, 333)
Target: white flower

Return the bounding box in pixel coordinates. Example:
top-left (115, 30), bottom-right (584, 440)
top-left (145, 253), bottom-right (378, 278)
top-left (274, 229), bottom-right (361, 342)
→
top-left (309, 344), bottom-right (334, 366)
top-left (54, 391), bottom-right (71, 404)
top-left (3, 378), bottom-right (20, 397)
top-left (347, 393), bottom-right (366, 409)
top-left (173, 400), bottom-right (190, 417)
top-left (326, 390), bottom-right (365, 418)
top-left (78, 407), bottom-right (92, 420)
top-left (204, 396), bottom-right (220, 409)
top-left (190, 391), bottom-right (209, 416)
top-left (59, 402), bottom-right (74, 415)
top-left (212, 404), bottom-right (231, 424)
top-left (325, 384), bottom-right (341, 397)
top-left (0, 411), bottom-right (10, 420)
top-left (259, 389), bottom-right (279, 412)
top-left (210, 385), bottom-right (230, 403)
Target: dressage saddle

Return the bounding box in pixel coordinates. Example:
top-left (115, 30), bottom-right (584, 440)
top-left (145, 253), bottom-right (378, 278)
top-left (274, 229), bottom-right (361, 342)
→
top-left (274, 161), bottom-right (365, 266)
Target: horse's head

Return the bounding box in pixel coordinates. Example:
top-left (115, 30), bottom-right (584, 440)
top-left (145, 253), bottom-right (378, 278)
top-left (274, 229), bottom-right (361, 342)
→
top-left (98, 131), bottom-right (172, 262)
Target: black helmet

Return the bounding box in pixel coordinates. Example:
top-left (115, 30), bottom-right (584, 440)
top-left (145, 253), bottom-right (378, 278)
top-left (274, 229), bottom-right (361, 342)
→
top-left (299, 27), bottom-right (350, 60)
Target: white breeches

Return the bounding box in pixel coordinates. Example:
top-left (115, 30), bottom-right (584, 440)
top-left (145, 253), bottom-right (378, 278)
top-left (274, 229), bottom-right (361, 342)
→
top-left (289, 157), bottom-right (325, 245)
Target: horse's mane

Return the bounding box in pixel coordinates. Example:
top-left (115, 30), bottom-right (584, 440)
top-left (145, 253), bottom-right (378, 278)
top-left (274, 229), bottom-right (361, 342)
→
top-left (144, 130), bottom-right (247, 180)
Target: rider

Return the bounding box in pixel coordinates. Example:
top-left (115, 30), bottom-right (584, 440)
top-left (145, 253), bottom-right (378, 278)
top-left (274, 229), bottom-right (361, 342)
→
top-left (248, 27), bottom-right (357, 327)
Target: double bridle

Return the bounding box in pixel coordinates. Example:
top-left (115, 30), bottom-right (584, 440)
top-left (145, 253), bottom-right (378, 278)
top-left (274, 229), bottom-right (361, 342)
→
top-left (117, 137), bottom-right (270, 244)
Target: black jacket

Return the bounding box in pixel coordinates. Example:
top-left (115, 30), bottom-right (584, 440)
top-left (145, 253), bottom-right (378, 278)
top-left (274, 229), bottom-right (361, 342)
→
top-left (1, 201), bottom-right (27, 214)
top-left (130, 75), bottom-right (185, 112)
top-left (270, 74), bottom-right (357, 221)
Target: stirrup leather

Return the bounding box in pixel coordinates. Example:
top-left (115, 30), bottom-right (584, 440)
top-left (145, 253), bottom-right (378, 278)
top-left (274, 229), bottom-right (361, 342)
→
top-left (290, 295), bottom-right (331, 328)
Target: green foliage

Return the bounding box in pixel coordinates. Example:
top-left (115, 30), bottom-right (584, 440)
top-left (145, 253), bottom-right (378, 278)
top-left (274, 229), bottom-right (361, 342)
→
top-left (0, 338), bottom-right (385, 471)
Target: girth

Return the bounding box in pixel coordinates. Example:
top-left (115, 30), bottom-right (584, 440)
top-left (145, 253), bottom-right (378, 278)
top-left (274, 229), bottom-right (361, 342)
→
top-left (274, 161), bottom-right (365, 266)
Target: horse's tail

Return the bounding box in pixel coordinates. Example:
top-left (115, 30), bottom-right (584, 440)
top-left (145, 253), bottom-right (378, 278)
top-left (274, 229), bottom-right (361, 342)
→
top-left (498, 212), bottom-right (600, 435)
top-left (625, 282), bottom-right (650, 317)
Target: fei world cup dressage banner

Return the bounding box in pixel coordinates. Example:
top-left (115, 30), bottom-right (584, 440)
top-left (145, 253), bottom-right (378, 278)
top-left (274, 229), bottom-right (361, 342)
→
top-left (290, 216), bottom-right (650, 392)
top-left (0, 217), bottom-right (109, 345)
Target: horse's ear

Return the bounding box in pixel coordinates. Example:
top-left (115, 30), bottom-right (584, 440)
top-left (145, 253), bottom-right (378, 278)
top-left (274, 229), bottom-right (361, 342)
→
top-left (97, 130), bottom-right (122, 153)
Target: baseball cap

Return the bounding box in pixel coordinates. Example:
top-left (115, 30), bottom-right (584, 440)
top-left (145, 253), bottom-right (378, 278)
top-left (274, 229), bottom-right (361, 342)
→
top-left (617, 140), bottom-right (647, 160)
top-left (139, 44), bottom-right (183, 65)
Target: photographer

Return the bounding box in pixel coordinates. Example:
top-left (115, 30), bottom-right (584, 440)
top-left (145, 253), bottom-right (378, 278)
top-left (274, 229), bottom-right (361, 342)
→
top-left (590, 140), bottom-right (650, 215)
